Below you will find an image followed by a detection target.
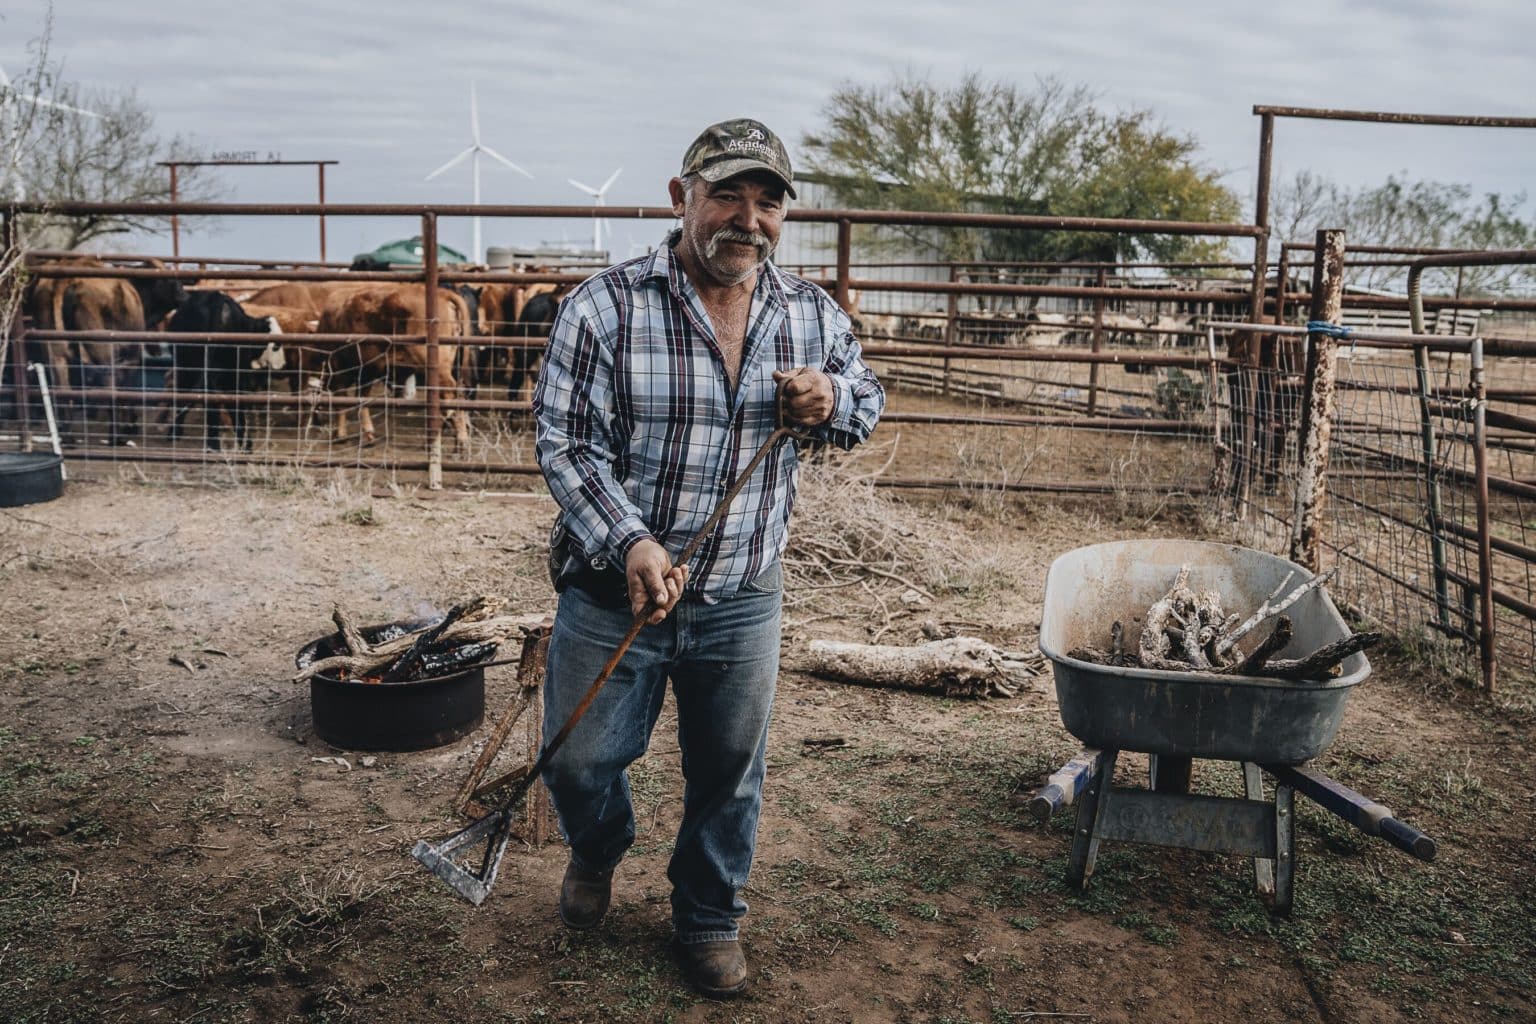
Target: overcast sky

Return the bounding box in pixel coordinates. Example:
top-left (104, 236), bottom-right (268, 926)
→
top-left (6, 0), bottom-right (1534, 262)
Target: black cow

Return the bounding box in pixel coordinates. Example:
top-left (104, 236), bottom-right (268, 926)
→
top-left (130, 263), bottom-right (189, 333)
top-left (164, 291), bottom-right (285, 451)
top-left (507, 290), bottom-right (557, 403)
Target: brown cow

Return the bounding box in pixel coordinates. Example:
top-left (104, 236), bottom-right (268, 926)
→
top-left (28, 256), bottom-right (152, 443)
top-left (318, 285), bottom-right (474, 447)
top-left (246, 280), bottom-right (377, 319)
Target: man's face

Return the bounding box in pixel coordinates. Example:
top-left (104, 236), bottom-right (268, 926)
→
top-left (671, 172), bottom-right (787, 287)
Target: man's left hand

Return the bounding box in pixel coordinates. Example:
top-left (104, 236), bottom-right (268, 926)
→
top-left (772, 367), bottom-right (834, 427)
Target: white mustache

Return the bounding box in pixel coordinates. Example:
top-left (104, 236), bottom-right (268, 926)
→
top-left (705, 228), bottom-right (770, 260)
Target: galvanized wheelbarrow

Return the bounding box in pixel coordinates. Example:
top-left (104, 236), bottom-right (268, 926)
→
top-left (1034, 540), bottom-right (1432, 914)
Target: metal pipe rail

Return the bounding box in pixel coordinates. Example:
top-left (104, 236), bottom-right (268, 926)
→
top-left (10, 200), bottom-right (1264, 237)
top-left (25, 264), bottom-right (589, 287)
top-left (1211, 320), bottom-right (1479, 350)
top-left (26, 248), bottom-right (352, 270)
top-left (1253, 105), bottom-right (1536, 128)
top-left (862, 343), bottom-right (1221, 367)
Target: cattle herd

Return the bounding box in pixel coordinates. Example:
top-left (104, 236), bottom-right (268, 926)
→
top-left (18, 254), bottom-right (568, 451)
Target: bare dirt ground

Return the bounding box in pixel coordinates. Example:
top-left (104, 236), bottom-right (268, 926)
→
top-left (2, 465), bottom-right (1534, 1024)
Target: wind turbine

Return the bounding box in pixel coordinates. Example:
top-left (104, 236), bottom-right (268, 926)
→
top-left (424, 83), bottom-right (531, 263)
top-left (0, 63), bottom-right (101, 202)
top-left (568, 168), bottom-right (621, 255)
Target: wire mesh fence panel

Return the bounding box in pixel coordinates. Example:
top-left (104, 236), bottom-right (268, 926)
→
top-left (1234, 343), bottom-right (1536, 684)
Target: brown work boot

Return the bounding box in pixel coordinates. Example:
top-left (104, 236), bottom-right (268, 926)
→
top-left (673, 937), bottom-right (748, 998)
top-left (558, 860), bottom-right (613, 930)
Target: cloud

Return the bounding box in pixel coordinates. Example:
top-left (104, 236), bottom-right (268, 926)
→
top-left (5, 0), bottom-right (1531, 258)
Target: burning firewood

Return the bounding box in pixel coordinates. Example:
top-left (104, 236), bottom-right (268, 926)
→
top-left (294, 599), bottom-right (546, 683)
top-left (1067, 565), bottom-right (1380, 681)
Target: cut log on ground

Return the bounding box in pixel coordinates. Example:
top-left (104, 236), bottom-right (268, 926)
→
top-left (806, 636), bottom-right (1034, 698)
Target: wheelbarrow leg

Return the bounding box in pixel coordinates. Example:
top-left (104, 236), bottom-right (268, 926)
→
top-left (1272, 780), bottom-right (1295, 915)
top-left (1067, 749), bottom-right (1118, 889)
top-left (1243, 762), bottom-right (1276, 899)
top-left (1244, 762), bottom-right (1294, 914)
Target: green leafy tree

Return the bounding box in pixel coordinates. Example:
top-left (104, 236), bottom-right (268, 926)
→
top-left (801, 73), bottom-right (1240, 264)
top-left (1272, 171), bottom-right (1536, 294)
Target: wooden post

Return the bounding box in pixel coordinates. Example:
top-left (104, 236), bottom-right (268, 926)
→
top-left (524, 629), bottom-right (553, 845)
top-left (422, 213), bottom-right (443, 490)
top-left (1290, 229), bottom-right (1345, 571)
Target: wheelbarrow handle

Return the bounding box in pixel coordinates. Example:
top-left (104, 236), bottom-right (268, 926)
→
top-left (1028, 747), bottom-right (1103, 822)
top-left (1262, 763), bottom-right (1437, 862)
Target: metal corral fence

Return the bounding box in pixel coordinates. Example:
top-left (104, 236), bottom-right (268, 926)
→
top-left (1226, 236), bottom-right (1536, 691)
top-left (3, 202), bottom-right (1535, 691)
top-left (1, 201), bottom-right (1261, 496)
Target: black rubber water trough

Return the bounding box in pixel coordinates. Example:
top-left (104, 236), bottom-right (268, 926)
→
top-left (0, 452), bottom-right (65, 507)
top-left (295, 619), bottom-right (494, 751)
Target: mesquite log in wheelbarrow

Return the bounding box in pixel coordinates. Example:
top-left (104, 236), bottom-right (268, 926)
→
top-left (1039, 540), bottom-right (1372, 764)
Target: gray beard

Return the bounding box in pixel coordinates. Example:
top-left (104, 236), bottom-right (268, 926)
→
top-left (698, 226), bottom-right (772, 284)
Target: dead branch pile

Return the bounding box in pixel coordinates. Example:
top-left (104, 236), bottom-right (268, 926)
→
top-left (1067, 565), bottom-right (1381, 681)
top-left (294, 597), bottom-right (545, 683)
top-left (786, 440), bottom-right (960, 618)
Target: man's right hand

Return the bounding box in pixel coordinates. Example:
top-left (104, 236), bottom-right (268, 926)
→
top-left (625, 538), bottom-right (688, 624)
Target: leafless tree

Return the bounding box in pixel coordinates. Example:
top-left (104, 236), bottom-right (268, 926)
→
top-left (1, 8), bottom-right (65, 371)
top-left (1271, 169), bottom-right (1536, 295)
top-left (17, 79), bottom-right (226, 250)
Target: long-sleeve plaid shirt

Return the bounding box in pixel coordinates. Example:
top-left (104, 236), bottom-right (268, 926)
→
top-left (534, 234), bottom-right (885, 603)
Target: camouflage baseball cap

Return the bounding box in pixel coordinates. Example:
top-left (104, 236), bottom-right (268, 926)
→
top-left (679, 118), bottom-right (797, 199)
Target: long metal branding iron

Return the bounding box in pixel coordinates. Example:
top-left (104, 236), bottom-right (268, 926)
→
top-left (414, 388), bottom-right (813, 904)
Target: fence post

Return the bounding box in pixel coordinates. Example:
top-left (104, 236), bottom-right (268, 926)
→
top-left (423, 213), bottom-right (443, 490)
top-left (1470, 338), bottom-right (1496, 692)
top-left (168, 164), bottom-right (181, 262)
top-left (1233, 230), bottom-right (1270, 518)
top-left (1403, 268), bottom-right (1454, 635)
top-left (1088, 266), bottom-right (1106, 415)
top-left (942, 264), bottom-right (958, 395)
top-left (2, 208), bottom-right (32, 453)
top-left (1235, 112), bottom-right (1275, 518)
top-left (318, 164), bottom-right (328, 263)
top-left (1290, 228), bottom-right (1345, 572)
top-left (1261, 245), bottom-right (1293, 486)
top-left (834, 218), bottom-right (851, 312)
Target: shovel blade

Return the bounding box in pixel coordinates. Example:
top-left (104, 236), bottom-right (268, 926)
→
top-left (411, 807), bottom-right (512, 905)
top-left (412, 838), bottom-right (494, 905)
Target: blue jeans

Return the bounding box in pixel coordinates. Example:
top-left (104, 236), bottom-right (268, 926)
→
top-left (541, 560), bottom-right (782, 944)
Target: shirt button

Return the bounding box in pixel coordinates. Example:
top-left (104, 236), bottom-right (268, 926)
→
top-left (591, 555), bottom-right (608, 570)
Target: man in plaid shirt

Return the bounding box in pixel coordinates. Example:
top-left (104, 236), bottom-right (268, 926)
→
top-left (533, 118), bottom-right (883, 997)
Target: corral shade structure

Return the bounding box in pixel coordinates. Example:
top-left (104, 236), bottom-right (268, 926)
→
top-left (351, 236), bottom-right (469, 268)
